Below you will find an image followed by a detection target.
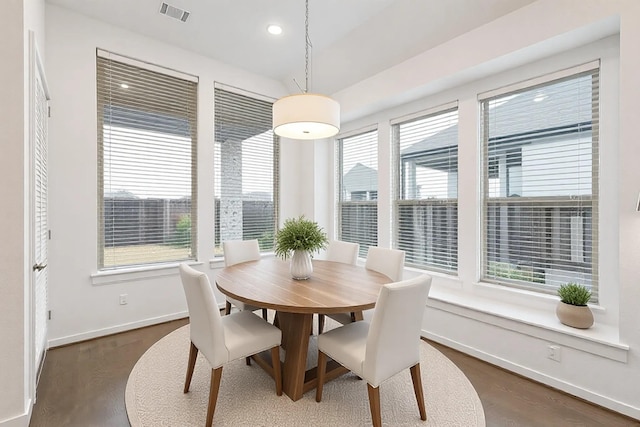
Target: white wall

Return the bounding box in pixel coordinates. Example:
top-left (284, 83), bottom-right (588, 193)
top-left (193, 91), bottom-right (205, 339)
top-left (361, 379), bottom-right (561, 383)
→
top-left (29, 0), bottom-right (640, 422)
top-left (331, 0), bottom-right (640, 419)
top-left (0, 1), bottom-right (28, 423)
top-left (44, 4), bottom-right (296, 346)
top-left (0, 0), bottom-right (46, 425)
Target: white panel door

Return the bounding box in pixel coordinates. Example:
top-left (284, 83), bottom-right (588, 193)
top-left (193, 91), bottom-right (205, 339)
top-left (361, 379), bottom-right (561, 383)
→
top-left (31, 36), bottom-right (50, 388)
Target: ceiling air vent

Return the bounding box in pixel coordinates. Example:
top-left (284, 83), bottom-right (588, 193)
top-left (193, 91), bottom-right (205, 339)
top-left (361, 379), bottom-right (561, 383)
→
top-left (159, 2), bottom-right (190, 23)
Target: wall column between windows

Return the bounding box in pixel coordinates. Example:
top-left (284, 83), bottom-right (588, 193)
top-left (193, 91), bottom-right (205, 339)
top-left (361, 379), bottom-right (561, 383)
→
top-left (313, 138), bottom-right (332, 235)
top-left (220, 139), bottom-right (243, 241)
top-left (456, 98), bottom-right (480, 286)
top-left (377, 121), bottom-right (392, 247)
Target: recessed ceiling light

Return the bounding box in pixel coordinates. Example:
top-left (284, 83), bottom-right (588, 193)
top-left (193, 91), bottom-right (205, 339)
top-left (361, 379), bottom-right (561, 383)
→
top-left (120, 83), bottom-right (129, 89)
top-left (267, 24), bottom-right (282, 35)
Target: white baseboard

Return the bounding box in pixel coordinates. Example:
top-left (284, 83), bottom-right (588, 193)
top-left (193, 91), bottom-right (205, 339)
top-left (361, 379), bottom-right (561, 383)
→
top-left (0, 398), bottom-right (32, 427)
top-left (422, 329), bottom-right (640, 421)
top-left (48, 311), bottom-right (189, 348)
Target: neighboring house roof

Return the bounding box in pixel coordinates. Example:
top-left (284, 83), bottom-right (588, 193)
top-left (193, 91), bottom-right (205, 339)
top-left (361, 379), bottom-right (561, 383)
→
top-left (401, 75), bottom-right (594, 160)
top-left (343, 163), bottom-right (378, 193)
top-left (401, 124), bottom-right (458, 159)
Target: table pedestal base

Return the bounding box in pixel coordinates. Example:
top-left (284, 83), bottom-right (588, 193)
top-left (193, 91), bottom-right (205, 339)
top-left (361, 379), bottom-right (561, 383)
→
top-left (251, 311), bottom-right (349, 401)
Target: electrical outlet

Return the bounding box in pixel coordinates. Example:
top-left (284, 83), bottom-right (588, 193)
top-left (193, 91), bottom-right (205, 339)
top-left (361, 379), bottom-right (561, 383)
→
top-left (119, 294), bottom-right (128, 305)
top-left (547, 344), bottom-right (561, 362)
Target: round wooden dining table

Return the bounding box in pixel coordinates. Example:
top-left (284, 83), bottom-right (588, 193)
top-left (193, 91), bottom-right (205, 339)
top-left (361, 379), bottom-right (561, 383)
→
top-left (215, 258), bottom-right (391, 401)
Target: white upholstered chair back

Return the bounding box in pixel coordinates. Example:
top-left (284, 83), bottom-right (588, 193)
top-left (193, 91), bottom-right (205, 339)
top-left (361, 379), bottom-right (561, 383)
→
top-left (221, 239), bottom-right (266, 318)
top-left (317, 240), bottom-right (360, 332)
top-left (223, 239), bottom-right (261, 267)
top-left (326, 240), bottom-right (359, 265)
top-left (365, 246), bottom-right (405, 282)
top-left (179, 264), bottom-right (227, 369)
top-left (363, 274), bottom-right (432, 387)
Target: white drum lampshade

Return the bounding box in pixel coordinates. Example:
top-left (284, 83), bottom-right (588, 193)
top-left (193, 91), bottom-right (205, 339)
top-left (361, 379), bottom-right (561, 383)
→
top-left (272, 93), bottom-right (340, 140)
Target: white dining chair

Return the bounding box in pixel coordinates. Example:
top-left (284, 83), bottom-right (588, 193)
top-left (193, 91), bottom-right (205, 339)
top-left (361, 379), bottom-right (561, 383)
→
top-left (315, 274), bottom-right (432, 427)
top-left (317, 240), bottom-right (360, 333)
top-left (222, 239), bottom-right (268, 321)
top-left (318, 246), bottom-right (405, 334)
top-left (325, 240), bottom-right (359, 265)
top-left (179, 263), bottom-right (282, 427)
top-left (365, 246), bottom-right (405, 282)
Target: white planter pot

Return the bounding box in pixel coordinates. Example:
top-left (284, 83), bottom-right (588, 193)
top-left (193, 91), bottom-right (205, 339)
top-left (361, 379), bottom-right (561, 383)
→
top-left (290, 250), bottom-right (313, 280)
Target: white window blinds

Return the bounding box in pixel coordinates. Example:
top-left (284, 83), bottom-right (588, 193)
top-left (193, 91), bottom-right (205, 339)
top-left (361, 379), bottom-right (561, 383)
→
top-left (97, 51), bottom-right (198, 269)
top-left (337, 129), bottom-right (378, 258)
top-left (214, 85), bottom-right (279, 254)
top-left (392, 105), bottom-right (458, 273)
top-left (480, 63), bottom-right (599, 301)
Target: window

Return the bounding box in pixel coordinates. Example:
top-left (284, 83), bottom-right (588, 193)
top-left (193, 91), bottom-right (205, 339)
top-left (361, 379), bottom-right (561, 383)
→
top-left (337, 129), bottom-right (378, 258)
top-left (480, 63), bottom-right (599, 300)
top-left (97, 51), bottom-right (198, 269)
top-left (392, 105), bottom-right (459, 272)
top-left (213, 85), bottom-right (279, 254)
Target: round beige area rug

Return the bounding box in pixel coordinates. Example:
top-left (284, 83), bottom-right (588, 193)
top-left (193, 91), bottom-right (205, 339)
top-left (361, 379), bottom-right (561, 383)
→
top-left (125, 324), bottom-right (485, 426)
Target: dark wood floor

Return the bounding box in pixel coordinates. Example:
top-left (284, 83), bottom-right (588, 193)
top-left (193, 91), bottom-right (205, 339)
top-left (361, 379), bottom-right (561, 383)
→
top-left (30, 318), bottom-right (639, 427)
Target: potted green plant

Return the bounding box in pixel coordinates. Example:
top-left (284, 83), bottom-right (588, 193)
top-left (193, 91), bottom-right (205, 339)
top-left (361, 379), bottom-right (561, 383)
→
top-left (275, 215), bottom-right (328, 280)
top-left (556, 282), bottom-right (594, 329)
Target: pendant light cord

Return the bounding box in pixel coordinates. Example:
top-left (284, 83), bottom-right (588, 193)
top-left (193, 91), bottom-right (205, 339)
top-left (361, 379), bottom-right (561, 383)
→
top-left (304, 0), bottom-right (309, 93)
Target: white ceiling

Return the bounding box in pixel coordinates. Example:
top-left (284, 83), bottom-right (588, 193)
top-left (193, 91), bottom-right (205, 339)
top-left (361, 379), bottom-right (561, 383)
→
top-left (46, 0), bottom-right (536, 94)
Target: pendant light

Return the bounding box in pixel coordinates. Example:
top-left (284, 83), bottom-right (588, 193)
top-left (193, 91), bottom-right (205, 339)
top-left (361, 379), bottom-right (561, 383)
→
top-left (272, 0), bottom-right (340, 140)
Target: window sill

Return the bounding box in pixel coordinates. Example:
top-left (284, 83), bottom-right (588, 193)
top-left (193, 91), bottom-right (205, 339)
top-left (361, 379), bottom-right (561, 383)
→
top-left (404, 265), bottom-right (462, 288)
top-left (427, 284), bottom-right (629, 363)
top-left (91, 261), bottom-right (203, 285)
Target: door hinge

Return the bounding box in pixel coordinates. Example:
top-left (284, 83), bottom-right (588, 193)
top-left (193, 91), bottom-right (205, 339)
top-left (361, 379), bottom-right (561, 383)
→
top-left (48, 229), bottom-right (51, 240)
top-left (48, 106), bottom-right (51, 118)
top-left (48, 310), bottom-right (51, 320)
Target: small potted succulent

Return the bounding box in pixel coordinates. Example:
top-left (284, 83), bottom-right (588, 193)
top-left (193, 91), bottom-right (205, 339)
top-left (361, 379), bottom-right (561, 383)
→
top-left (556, 282), bottom-right (594, 329)
top-left (274, 215), bottom-right (328, 280)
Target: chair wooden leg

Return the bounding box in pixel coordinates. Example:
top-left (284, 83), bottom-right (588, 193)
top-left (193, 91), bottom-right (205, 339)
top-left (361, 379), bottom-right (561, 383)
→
top-left (206, 367), bottom-right (223, 427)
top-left (271, 346), bottom-right (283, 396)
top-left (224, 301), bottom-right (232, 315)
top-left (262, 308), bottom-right (268, 321)
top-left (410, 363), bottom-right (427, 421)
top-left (184, 342), bottom-right (198, 393)
top-left (315, 350), bottom-right (327, 402)
top-left (273, 312), bottom-right (279, 328)
top-left (367, 383), bottom-right (382, 427)
top-left (318, 314), bottom-right (325, 334)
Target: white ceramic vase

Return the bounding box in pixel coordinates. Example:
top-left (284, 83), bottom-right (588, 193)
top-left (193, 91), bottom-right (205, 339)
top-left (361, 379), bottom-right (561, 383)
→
top-left (290, 250), bottom-right (313, 280)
